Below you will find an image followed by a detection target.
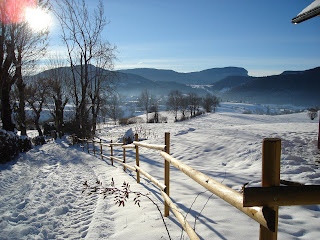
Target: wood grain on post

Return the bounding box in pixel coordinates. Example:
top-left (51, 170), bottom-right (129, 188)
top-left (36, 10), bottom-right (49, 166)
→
top-left (244, 185), bottom-right (320, 207)
top-left (123, 138), bottom-right (126, 171)
top-left (133, 141), bottom-right (166, 151)
top-left (164, 132), bottom-right (170, 217)
top-left (135, 134), bottom-right (140, 183)
top-left (161, 191), bottom-right (200, 240)
top-left (135, 165), bottom-right (166, 191)
top-left (160, 151), bottom-right (273, 230)
top-left (260, 138), bottom-right (281, 240)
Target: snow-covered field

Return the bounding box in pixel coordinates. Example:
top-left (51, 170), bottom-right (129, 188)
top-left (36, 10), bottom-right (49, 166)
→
top-left (1, 104), bottom-right (319, 239)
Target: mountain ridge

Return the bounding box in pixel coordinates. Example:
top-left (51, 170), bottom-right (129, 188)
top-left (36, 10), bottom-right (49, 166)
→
top-left (213, 67), bottom-right (320, 106)
top-left (119, 66), bottom-right (248, 85)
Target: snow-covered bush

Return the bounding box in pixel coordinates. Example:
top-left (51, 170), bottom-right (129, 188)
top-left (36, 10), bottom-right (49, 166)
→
top-left (119, 118), bottom-right (129, 125)
top-left (307, 108), bottom-right (318, 120)
top-left (18, 136), bottom-right (32, 152)
top-left (123, 128), bottom-right (134, 144)
top-left (32, 136), bottom-right (46, 146)
top-left (0, 130), bottom-right (32, 164)
top-left (43, 122), bottom-right (56, 136)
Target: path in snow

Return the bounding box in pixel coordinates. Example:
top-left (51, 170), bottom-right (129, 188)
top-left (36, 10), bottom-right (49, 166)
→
top-left (0, 140), bottom-right (99, 239)
top-left (0, 138), bottom-right (172, 240)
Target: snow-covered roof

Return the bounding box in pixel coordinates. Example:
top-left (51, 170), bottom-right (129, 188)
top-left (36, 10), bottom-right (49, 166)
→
top-left (292, 0), bottom-right (320, 24)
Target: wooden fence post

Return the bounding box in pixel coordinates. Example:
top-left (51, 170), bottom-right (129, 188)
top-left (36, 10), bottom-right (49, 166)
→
top-left (123, 137), bottom-right (126, 171)
top-left (110, 140), bottom-right (114, 166)
top-left (164, 132), bottom-right (170, 217)
top-left (260, 138), bottom-right (281, 240)
top-left (135, 134), bottom-right (140, 183)
top-left (100, 139), bottom-right (103, 160)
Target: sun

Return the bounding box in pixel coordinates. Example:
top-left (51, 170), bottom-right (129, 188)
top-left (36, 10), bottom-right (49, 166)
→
top-left (25, 7), bottom-right (52, 32)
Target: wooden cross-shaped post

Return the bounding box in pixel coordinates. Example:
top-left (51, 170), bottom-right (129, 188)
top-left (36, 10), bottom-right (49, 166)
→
top-left (260, 138), bottom-right (281, 240)
top-left (243, 138), bottom-right (320, 239)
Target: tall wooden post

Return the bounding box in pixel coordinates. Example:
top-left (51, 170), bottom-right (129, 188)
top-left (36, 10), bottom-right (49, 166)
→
top-left (123, 137), bottom-right (126, 171)
top-left (110, 140), bottom-right (114, 165)
top-left (135, 134), bottom-right (140, 183)
top-left (260, 138), bottom-right (281, 240)
top-left (164, 132), bottom-right (170, 217)
top-left (93, 140), bottom-right (96, 155)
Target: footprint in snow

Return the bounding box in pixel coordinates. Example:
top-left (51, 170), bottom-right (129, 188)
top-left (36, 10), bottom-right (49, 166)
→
top-left (176, 128), bottom-right (196, 136)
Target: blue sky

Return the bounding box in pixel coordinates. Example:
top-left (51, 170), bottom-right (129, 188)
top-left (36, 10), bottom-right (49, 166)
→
top-left (49, 0), bottom-right (320, 76)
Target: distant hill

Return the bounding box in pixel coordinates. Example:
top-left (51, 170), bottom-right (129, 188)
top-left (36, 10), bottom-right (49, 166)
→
top-left (119, 67), bottom-right (248, 85)
top-left (116, 71), bottom-right (207, 97)
top-left (30, 65), bottom-right (320, 107)
top-left (28, 65), bottom-right (207, 98)
top-left (212, 67), bottom-right (320, 106)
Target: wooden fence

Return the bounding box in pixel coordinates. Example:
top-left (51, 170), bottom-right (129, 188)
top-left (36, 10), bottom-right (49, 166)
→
top-left (71, 134), bottom-right (320, 240)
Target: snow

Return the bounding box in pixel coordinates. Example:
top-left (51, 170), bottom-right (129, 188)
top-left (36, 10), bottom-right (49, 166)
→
top-left (1, 103), bottom-right (320, 239)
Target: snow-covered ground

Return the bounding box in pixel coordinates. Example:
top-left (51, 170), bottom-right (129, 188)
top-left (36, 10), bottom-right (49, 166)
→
top-left (1, 104), bottom-right (320, 239)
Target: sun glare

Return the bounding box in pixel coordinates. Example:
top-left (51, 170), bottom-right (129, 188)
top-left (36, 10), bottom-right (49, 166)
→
top-left (25, 7), bottom-right (52, 32)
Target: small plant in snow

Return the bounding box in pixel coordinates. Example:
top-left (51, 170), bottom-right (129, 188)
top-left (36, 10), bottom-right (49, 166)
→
top-left (82, 179), bottom-right (172, 239)
top-left (83, 179), bottom-right (141, 207)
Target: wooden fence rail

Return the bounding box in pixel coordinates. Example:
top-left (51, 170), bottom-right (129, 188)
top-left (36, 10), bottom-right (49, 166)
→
top-left (71, 133), bottom-right (320, 240)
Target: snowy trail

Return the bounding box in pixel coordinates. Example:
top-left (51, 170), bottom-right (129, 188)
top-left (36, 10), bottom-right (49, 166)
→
top-left (0, 140), bottom-right (100, 239)
top-left (0, 138), bottom-right (172, 240)
top-left (1, 109), bottom-right (320, 239)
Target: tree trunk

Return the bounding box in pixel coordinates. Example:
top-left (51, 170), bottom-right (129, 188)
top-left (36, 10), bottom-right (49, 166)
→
top-left (35, 113), bottom-right (43, 136)
top-left (1, 83), bottom-right (15, 132)
top-left (16, 66), bottom-right (27, 136)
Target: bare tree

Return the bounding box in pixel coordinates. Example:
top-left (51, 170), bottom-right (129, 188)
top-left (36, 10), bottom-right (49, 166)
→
top-left (14, 21), bottom-right (48, 135)
top-left (43, 57), bottom-right (70, 137)
top-left (179, 95), bottom-right (189, 119)
top-left (0, 6), bottom-right (19, 131)
top-left (149, 96), bottom-right (160, 123)
top-left (188, 93), bottom-right (201, 117)
top-left (25, 77), bottom-right (49, 136)
top-left (88, 42), bottom-right (117, 134)
top-left (202, 93), bottom-right (220, 113)
top-left (0, 1), bottom-right (49, 133)
top-left (105, 94), bottom-right (123, 124)
top-left (167, 90), bottom-right (182, 121)
top-left (53, 0), bottom-right (116, 137)
top-left (137, 89), bottom-right (151, 122)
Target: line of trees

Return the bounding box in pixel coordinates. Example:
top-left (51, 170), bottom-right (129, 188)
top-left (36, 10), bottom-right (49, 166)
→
top-left (0, 0), bottom-right (49, 134)
top-left (0, 0), bottom-right (117, 138)
top-left (167, 90), bottom-right (219, 121)
top-left (53, 0), bottom-right (116, 137)
top-left (114, 89), bottom-right (220, 124)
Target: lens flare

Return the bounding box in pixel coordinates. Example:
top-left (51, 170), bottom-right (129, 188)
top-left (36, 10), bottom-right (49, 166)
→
top-left (0, 0), bottom-right (36, 24)
top-left (25, 7), bottom-right (52, 32)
